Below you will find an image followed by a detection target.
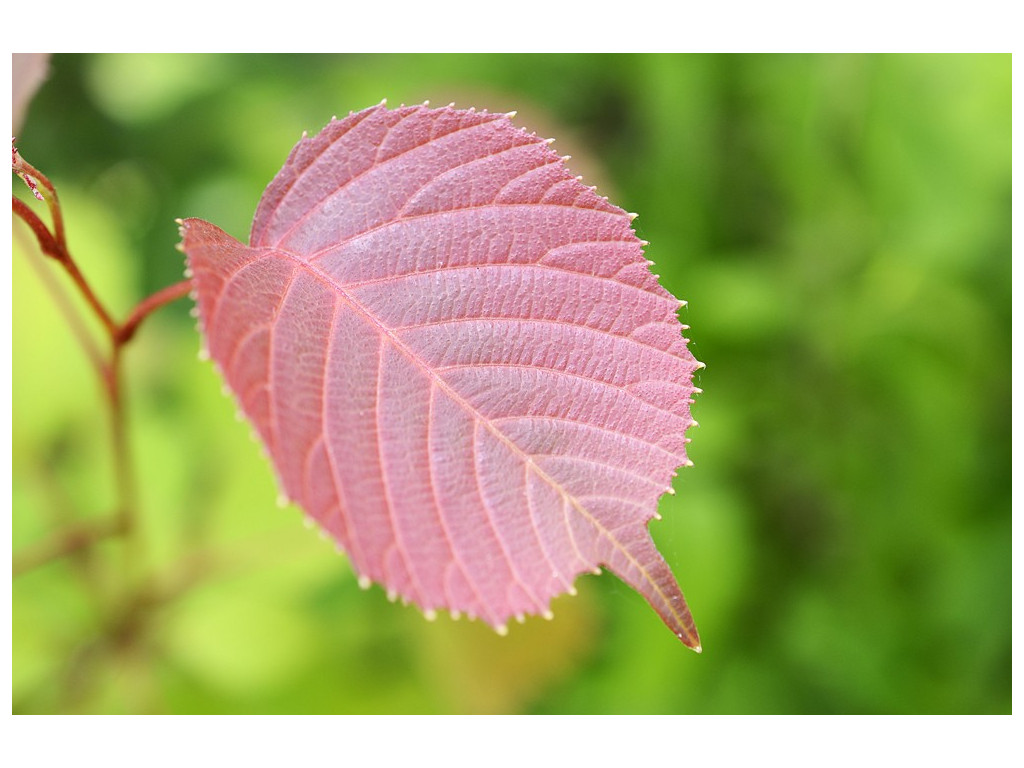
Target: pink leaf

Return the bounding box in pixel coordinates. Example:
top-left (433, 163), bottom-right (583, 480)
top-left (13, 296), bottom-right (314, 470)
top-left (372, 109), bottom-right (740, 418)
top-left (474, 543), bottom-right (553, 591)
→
top-left (180, 103), bottom-right (703, 649)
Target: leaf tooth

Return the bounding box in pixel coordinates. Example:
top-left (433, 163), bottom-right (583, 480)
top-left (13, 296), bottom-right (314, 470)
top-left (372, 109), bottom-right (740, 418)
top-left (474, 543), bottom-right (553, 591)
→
top-left (560, 154), bottom-right (572, 162)
top-left (544, 137), bottom-right (556, 145)
top-left (639, 240), bottom-right (650, 247)
top-left (542, 609), bottom-right (554, 621)
top-left (358, 576), bottom-right (372, 590)
top-left (514, 613), bottom-right (525, 624)
top-left (628, 212), bottom-right (640, 221)
top-left (197, 347), bottom-right (209, 362)
top-left (590, 566), bottom-right (601, 576)
top-left (693, 387), bottom-right (704, 395)
top-left (696, 360), bottom-right (707, 369)
top-left (665, 486), bottom-right (676, 496)
top-left (495, 623), bottom-right (509, 636)
top-left (451, 610), bottom-right (462, 620)
top-left (568, 585), bottom-right (578, 596)
top-left (423, 608), bottom-right (438, 621)
top-left (386, 588), bottom-right (398, 603)
top-left (652, 511), bottom-right (663, 521)
top-left (505, 109), bottom-right (517, 118)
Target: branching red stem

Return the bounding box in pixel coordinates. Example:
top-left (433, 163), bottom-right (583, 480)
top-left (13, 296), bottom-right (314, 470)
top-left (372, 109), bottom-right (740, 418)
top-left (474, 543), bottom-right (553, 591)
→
top-left (13, 151), bottom-right (190, 579)
top-left (116, 279), bottom-right (192, 345)
top-left (12, 195), bottom-right (118, 337)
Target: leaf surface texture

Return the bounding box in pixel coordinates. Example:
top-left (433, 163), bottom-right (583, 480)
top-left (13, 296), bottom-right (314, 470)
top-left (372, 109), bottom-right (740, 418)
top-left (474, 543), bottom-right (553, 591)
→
top-left (180, 103), bottom-right (702, 647)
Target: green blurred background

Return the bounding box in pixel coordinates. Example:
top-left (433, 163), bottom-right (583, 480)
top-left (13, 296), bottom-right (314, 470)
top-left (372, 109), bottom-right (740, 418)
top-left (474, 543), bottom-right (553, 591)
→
top-left (12, 53), bottom-right (1010, 714)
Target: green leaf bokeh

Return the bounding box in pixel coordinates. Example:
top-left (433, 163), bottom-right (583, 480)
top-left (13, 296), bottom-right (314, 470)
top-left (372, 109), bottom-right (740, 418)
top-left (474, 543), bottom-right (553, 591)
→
top-left (12, 53), bottom-right (1010, 714)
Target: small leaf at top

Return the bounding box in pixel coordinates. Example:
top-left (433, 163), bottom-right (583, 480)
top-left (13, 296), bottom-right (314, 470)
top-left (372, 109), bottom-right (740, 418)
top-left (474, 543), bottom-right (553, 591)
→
top-left (179, 103), bottom-right (703, 649)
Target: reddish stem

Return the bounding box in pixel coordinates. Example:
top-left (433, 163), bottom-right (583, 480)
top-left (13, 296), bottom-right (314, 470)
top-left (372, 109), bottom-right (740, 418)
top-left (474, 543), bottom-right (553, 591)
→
top-left (12, 195), bottom-right (119, 337)
top-left (13, 152), bottom-right (191, 578)
top-left (116, 279), bottom-right (192, 345)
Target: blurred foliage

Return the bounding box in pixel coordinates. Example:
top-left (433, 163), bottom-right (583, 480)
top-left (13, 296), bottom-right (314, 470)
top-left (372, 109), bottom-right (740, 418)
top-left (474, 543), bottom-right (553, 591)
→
top-left (12, 53), bottom-right (1010, 714)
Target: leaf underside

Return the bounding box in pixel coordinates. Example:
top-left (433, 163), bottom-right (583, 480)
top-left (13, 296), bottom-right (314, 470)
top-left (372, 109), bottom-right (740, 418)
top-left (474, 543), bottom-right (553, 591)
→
top-left (180, 103), bottom-right (702, 648)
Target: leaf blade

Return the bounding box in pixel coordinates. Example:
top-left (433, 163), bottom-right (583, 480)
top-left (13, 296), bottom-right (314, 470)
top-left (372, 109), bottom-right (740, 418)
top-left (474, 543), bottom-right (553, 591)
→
top-left (181, 103), bottom-right (702, 647)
